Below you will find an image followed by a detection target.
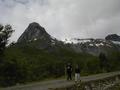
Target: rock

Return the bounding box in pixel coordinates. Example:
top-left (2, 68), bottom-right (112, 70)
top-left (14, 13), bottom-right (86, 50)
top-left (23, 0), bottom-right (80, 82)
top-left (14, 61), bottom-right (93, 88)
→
top-left (17, 22), bottom-right (51, 43)
top-left (105, 34), bottom-right (120, 41)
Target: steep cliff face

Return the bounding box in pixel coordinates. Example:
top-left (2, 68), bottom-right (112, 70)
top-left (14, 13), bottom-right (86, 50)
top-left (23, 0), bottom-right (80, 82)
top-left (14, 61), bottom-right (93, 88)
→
top-left (17, 22), bottom-right (51, 43)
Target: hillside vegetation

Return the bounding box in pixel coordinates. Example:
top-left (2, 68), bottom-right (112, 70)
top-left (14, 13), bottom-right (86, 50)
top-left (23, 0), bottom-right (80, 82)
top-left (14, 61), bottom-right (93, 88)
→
top-left (0, 44), bottom-right (119, 87)
top-left (0, 23), bottom-right (120, 87)
top-left (0, 45), bottom-right (100, 86)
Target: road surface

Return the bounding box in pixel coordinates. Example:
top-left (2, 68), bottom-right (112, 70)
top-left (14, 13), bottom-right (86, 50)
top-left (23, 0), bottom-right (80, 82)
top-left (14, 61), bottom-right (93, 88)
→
top-left (1, 71), bottom-right (120, 90)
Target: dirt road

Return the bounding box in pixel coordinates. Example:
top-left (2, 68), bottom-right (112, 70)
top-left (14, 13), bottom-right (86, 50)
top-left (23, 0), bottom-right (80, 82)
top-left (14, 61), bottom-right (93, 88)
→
top-left (1, 71), bottom-right (120, 90)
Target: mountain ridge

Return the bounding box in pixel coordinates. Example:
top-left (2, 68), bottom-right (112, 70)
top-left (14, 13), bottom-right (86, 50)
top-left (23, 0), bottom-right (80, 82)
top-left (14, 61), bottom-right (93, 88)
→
top-left (17, 22), bottom-right (120, 56)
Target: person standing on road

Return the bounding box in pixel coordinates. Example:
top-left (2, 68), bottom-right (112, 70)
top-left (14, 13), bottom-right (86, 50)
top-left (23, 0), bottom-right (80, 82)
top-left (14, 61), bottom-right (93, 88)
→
top-left (75, 64), bottom-right (81, 83)
top-left (66, 63), bottom-right (72, 80)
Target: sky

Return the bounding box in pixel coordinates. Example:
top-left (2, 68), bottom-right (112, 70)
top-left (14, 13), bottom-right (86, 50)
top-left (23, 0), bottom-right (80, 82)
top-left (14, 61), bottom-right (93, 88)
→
top-left (0, 0), bottom-right (120, 42)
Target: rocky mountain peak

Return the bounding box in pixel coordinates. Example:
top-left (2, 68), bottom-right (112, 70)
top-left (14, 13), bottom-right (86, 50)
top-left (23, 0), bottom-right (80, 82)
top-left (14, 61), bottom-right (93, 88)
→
top-left (17, 22), bottom-right (51, 43)
top-left (105, 34), bottom-right (120, 41)
top-left (28, 22), bottom-right (43, 31)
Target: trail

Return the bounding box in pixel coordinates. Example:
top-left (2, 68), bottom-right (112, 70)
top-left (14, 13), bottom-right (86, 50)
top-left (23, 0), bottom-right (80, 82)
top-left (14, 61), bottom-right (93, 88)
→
top-left (1, 71), bottom-right (120, 90)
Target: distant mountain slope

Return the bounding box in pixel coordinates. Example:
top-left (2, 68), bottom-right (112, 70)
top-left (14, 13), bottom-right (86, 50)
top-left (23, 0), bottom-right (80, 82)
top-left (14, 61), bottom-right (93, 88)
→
top-left (105, 34), bottom-right (120, 41)
top-left (17, 22), bottom-right (120, 56)
top-left (65, 38), bottom-right (120, 55)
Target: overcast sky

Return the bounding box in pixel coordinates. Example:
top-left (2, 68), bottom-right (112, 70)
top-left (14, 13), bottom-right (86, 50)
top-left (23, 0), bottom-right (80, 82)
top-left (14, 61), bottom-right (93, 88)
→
top-left (0, 0), bottom-right (120, 42)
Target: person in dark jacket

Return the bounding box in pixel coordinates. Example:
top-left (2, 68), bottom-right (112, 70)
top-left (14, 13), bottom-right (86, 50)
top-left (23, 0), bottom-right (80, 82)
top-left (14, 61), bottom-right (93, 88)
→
top-left (75, 65), bottom-right (81, 83)
top-left (66, 63), bottom-right (72, 80)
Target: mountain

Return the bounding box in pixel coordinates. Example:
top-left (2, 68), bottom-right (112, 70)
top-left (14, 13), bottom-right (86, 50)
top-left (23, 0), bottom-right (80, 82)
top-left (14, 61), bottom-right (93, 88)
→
top-left (18, 22), bottom-right (51, 43)
top-left (65, 38), bottom-right (119, 55)
top-left (105, 34), bottom-right (120, 46)
top-left (105, 34), bottom-right (120, 41)
top-left (17, 22), bottom-right (59, 50)
top-left (17, 22), bottom-right (120, 56)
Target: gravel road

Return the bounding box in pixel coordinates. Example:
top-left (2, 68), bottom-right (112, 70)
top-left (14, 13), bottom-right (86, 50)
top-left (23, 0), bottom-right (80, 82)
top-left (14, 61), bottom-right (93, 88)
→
top-left (1, 71), bottom-right (120, 90)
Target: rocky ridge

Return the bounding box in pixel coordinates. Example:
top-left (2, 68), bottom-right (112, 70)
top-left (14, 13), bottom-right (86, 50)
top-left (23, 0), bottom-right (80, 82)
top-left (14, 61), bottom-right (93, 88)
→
top-left (17, 22), bottom-right (120, 56)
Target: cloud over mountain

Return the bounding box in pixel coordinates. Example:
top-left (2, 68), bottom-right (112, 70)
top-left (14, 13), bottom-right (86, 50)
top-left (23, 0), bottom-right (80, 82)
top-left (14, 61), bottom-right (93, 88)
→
top-left (0, 0), bottom-right (120, 41)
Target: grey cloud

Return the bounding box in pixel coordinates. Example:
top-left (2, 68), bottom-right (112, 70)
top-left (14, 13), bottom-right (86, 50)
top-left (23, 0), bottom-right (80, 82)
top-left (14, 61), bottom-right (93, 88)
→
top-left (0, 0), bottom-right (120, 42)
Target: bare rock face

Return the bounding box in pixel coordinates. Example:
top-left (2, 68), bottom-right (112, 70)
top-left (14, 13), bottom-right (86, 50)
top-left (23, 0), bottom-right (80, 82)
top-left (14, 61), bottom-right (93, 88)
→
top-left (17, 22), bottom-right (51, 43)
top-left (105, 34), bottom-right (120, 41)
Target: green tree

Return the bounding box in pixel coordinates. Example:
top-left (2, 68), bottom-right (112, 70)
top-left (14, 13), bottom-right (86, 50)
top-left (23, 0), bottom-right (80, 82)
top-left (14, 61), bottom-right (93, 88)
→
top-left (0, 24), bottom-right (14, 86)
top-left (99, 52), bottom-right (110, 72)
top-left (0, 24), bottom-right (14, 54)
